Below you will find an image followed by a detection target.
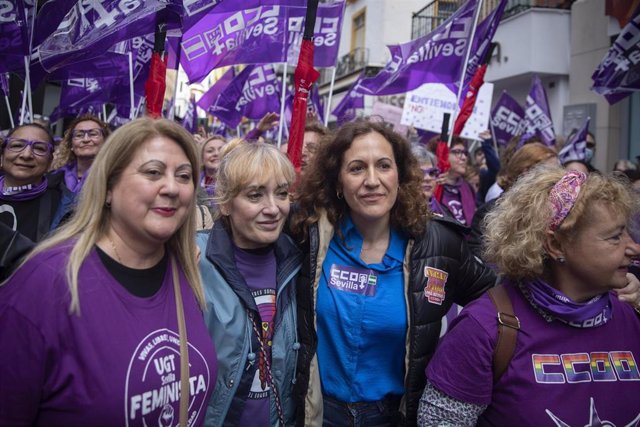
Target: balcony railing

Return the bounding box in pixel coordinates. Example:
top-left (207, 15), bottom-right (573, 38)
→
top-left (411, 0), bottom-right (574, 39)
top-left (319, 47), bottom-right (370, 85)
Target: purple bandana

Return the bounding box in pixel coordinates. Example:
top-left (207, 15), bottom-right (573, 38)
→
top-left (0, 176), bottom-right (48, 201)
top-left (520, 278), bottom-right (612, 328)
top-left (548, 170), bottom-right (587, 231)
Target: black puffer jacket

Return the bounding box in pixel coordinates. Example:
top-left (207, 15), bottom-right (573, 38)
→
top-left (293, 213), bottom-right (497, 427)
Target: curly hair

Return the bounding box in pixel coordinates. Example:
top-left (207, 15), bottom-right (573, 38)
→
top-left (496, 143), bottom-right (558, 191)
top-left (290, 119), bottom-right (428, 240)
top-left (484, 166), bottom-right (636, 280)
top-left (51, 114), bottom-right (110, 170)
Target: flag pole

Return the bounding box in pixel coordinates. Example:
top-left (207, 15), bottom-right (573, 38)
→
top-left (447, 0), bottom-right (483, 147)
top-left (5, 94), bottom-right (14, 128)
top-left (324, 67), bottom-right (336, 126)
top-left (277, 63), bottom-right (288, 148)
top-left (102, 104), bottom-right (107, 122)
top-left (128, 51), bottom-right (135, 120)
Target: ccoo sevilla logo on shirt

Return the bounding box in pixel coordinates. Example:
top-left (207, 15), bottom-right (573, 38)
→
top-left (424, 267), bottom-right (448, 305)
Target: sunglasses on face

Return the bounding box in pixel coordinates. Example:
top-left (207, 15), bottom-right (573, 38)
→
top-left (450, 149), bottom-right (469, 158)
top-left (421, 167), bottom-right (440, 178)
top-left (3, 138), bottom-right (53, 157)
top-left (71, 128), bottom-right (103, 140)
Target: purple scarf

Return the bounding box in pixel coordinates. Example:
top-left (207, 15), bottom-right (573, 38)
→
top-left (61, 162), bottom-right (86, 193)
top-left (0, 175), bottom-right (48, 201)
top-left (520, 277), bottom-right (612, 328)
top-left (440, 177), bottom-right (476, 225)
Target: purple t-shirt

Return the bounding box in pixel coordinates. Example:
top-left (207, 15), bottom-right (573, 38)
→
top-left (234, 246), bottom-right (277, 427)
top-left (427, 284), bottom-right (640, 425)
top-left (0, 244), bottom-right (217, 427)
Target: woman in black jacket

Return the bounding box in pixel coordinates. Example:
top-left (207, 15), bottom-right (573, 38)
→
top-left (289, 120), bottom-right (496, 427)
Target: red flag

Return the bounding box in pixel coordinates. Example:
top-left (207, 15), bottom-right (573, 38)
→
top-left (145, 52), bottom-right (167, 119)
top-left (287, 39), bottom-right (320, 170)
top-left (453, 63), bottom-right (487, 135)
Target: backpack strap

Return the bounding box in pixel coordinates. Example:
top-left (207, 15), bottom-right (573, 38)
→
top-left (487, 285), bottom-right (520, 383)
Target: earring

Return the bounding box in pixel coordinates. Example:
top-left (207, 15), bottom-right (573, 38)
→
top-left (557, 257), bottom-right (565, 264)
top-left (336, 190), bottom-right (343, 200)
top-left (105, 200), bottom-right (111, 208)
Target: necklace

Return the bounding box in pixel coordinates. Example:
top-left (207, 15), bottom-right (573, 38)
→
top-left (109, 236), bottom-right (123, 264)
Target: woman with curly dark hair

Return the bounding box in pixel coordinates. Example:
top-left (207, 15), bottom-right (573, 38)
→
top-left (289, 120), bottom-right (496, 427)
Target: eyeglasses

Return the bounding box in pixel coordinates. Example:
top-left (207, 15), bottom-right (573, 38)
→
top-left (421, 167), bottom-right (440, 178)
top-left (71, 128), bottom-right (103, 140)
top-left (3, 138), bottom-right (53, 157)
top-left (450, 148), bottom-right (469, 158)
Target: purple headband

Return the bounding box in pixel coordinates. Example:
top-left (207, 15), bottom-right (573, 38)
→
top-left (548, 170), bottom-right (587, 231)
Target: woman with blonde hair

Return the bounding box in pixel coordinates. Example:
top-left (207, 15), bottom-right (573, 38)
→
top-left (197, 141), bottom-right (301, 426)
top-left (419, 167), bottom-right (640, 425)
top-left (0, 118), bottom-right (217, 426)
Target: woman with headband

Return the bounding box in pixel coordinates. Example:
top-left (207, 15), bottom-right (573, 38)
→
top-left (418, 167), bottom-right (640, 425)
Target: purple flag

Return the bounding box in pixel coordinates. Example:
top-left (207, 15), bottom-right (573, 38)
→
top-left (559, 117), bottom-right (590, 165)
top-left (520, 75), bottom-right (556, 147)
top-left (0, 73), bottom-right (9, 97)
top-left (32, 0), bottom-right (76, 46)
top-left (37, 0), bottom-right (165, 72)
top-left (357, 0), bottom-right (478, 96)
top-left (180, 3), bottom-right (344, 83)
top-left (58, 77), bottom-right (121, 112)
top-left (0, 1), bottom-right (34, 73)
top-left (196, 67), bottom-right (236, 112)
top-left (332, 76), bottom-right (365, 124)
top-left (46, 52), bottom-right (130, 81)
top-left (182, 96), bottom-right (198, 133)
top-left (309, 84), bottom-right (325, 121)
top-left (490, 91), bottom-right (525, 146)
top-left (591, 6), bottom-right (640, 104)
top-left (358, 0), bottom-right (505, 96)
top-left (207, 64), bottom-right (281, 127)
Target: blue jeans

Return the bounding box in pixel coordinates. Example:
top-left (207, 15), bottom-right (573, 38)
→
top-left (322, 394), bottom-right (402, 427)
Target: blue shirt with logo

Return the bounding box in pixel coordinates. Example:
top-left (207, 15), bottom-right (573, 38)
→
top-left (316, 215), bottom-right (408, 402)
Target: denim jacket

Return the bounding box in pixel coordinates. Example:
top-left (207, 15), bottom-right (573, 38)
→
top-left (198, 222), bottom-right (302, 427)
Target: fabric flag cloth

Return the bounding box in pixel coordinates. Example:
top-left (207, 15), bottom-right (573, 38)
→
top-left (0, 0), bottom-right (34, 73)
top-left (205, 65), bottom-right (281, 128)
top-left (182, 96), bottom-right (198, 133)
top-left (57, 77), bottom-right (120, 113)
top-left (558, 117), bottom-right (590, 166)
top-left (196, 67), bottom-right (236, 113)
top-left (180, 3), bottom-right (344, 83)
top-left (37, 0), bottom-right (166, 72)
top-left (591, 5), bottom-right (640, 104)
top-left (453, 63), bottom-right (487, 135)
top-left (32, 0), bottom-right (76, 46)
top-left (331, 75), bottom-right (365, 125)
top-left (287, 39), bottom-right (320, 170)
top-left (45, 52), bottom-right (130, 81)
top-left (0, 73), bottom-right (9, 97)
top-left (519, 75), bottom-right (556, 147)
top-left (357, 0), bottom-right (505, 96)
top-left (490, 91), bottom-right (525, 146)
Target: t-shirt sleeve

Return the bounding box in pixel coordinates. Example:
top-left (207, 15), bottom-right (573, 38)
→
top-left (426, 298), bottom-right (497, 406)
top-left (0, 305), bottom-right (46, 425)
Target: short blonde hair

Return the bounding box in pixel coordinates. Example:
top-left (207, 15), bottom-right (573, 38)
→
top-left (484, 166), bottom-right (636, 280)
top-left (17, 118), bottom-right (203, 314)
top-left (213, 142), bottom-right (295, 221)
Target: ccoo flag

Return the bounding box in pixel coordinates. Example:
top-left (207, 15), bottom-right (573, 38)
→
top-left (490, 91), bottom-right (525, 146)
top-left (519, 75), bottom-right (555, 147)
top-left (558, 117), bottom-right (590, 166)
top-left (591, 5), bottom-right (640, 104)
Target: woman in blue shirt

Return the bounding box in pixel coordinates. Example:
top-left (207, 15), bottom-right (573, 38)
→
top-left (290, 120), bottom-right (497, 426)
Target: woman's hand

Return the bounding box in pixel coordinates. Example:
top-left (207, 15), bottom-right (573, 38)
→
top-left (614, 273), bottom-right (640, 308)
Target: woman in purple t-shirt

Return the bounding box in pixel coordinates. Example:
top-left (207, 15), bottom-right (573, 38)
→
top-left (0, 118), bottom-right (217, 426)
top-left (419, 167), bottom-right (640, 426)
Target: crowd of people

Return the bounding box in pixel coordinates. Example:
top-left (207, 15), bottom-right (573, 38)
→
top-left (1, 111), bottom-right (639, 427)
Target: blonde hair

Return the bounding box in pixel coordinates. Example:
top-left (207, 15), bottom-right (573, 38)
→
top-left (484, 166), bottom-right (636, 280)
top-left (213, 142), bottom-right (295, 222)
top-left (17, 118), bottom-right (204, 314)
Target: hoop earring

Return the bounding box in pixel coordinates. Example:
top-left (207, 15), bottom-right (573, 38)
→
top-left (557, 257), bottom-right (565, 264)
top-left (336, 190), bottom-right (343, 200)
